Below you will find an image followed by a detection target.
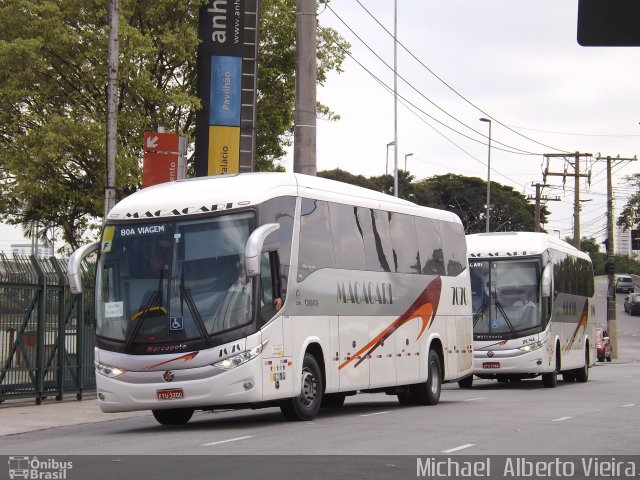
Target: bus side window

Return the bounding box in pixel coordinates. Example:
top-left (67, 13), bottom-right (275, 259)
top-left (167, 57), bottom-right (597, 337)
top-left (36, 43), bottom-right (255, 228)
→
top-left (260, 251), bottom-right (282, 323)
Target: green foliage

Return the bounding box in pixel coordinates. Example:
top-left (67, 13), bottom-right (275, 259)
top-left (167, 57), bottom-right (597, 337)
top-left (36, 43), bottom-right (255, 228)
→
top-left (618, 173), bottom-right (640, 231)
top-left (412, 174), bottom-right (545, 234)
top-left (0, 0), bottom-right (349, 249)
top-left (612, 255), bottom-right (640, 276)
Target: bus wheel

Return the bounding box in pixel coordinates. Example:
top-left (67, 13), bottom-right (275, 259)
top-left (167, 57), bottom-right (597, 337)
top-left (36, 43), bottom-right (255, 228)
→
top-left (541, 370), bottom-right (558, 388)
top-left (458, 375), bottom-right (473, 389)
top-left (321, 393), bottom-right (346, 408)
top-left (410, 349), bottom-right (442, 405)
top-left (152, 408), bottom-right (194, 425)
top-left (574, 348), bottom-right (589, 383)
top-left (281, 353), bottom-right (323, 421)
top-left (562, 370), bottom-right (576, 383)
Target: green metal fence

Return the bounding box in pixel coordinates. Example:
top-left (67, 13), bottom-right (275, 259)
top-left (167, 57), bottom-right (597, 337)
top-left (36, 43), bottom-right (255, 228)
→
top-left (0, 253), bottom-right (96, 403)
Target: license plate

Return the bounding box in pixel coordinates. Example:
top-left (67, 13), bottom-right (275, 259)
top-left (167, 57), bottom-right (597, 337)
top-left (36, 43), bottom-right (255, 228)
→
top-left (482, 362), bottom-right (500, 369)
top-left (157, 388), bottom-right (184, 400)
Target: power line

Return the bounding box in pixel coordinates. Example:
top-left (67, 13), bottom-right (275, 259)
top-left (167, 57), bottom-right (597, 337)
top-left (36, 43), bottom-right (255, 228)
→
top-left (349, 0), bottom-right (573, 154)
top-left (324, 3), bottom-right (542, 156)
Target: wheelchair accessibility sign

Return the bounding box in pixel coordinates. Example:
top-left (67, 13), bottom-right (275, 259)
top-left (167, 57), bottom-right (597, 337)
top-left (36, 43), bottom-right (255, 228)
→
top-left (170, 316), bottom-right (184, 331)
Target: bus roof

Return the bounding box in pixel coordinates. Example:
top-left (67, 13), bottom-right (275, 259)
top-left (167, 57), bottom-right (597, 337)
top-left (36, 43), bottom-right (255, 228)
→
top-left (466, 232), bottom-right (591, 262)
top-left (107, 172), bottom-right (461, 224)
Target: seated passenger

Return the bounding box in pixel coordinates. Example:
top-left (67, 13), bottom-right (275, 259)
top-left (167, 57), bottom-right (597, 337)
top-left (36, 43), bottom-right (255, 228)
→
top-left (513, 290), bottom-right (534, 307)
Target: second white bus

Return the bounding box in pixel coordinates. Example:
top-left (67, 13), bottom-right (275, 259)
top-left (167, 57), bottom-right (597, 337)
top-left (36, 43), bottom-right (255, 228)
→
top-left (461, 232), bottom-right (596, 388)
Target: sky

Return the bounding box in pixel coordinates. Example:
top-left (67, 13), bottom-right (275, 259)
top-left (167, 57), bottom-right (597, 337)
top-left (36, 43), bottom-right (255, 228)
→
top-left (282, 0), bottom-right (640, 245)
top-left (2, 0), bottom-right (640, 254)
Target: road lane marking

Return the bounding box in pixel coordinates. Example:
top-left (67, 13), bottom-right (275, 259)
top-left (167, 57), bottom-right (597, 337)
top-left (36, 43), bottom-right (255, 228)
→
top-left (201, 436), bottom-right (253, 446)
top-left (465, 397), bottom-right (486, 401)
top-left (552, 416), bottom-right (572, 422)
top-left (360, 411), bottom-right (390, 417)
top-left (442, 443), bottom-right (475, 453)
top-left (622, 404), bottom-right (636, 407)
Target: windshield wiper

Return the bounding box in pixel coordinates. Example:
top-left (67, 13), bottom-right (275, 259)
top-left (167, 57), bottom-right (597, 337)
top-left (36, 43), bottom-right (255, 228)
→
top-left (125, 288), bottom-right (162, 350)
top-left (125, 267), bottom-right (165, 350)
top-left (494, 301), bottom-right (516, 334)
top-left (179, 264), bottom-right (210, 343)
top-left (473, 301), bottom-right (488, 327)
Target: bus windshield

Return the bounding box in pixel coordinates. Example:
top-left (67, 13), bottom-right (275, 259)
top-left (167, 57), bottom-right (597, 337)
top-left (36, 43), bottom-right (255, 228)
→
top-left (96, 212), bottom-right (255, 348)
top-left (469, 258), bottom-right (542, 338)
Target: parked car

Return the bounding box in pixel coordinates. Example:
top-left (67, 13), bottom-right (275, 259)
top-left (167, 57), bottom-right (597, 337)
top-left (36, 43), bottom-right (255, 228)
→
top-left (596, 327), bottom-right (612, 362)
top-left (624, 293), bottom-right (640, 315)
top-left (616, 275), bottom-right (635, 294)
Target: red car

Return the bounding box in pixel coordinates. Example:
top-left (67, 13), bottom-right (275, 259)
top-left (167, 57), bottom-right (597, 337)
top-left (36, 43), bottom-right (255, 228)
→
top-left (596, 327), bottom-right (612, 362)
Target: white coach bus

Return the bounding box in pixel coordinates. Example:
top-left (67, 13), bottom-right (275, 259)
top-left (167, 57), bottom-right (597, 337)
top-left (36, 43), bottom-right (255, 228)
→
top-left (68, 173), bottom-right (472, 424)
top-left (461, 232), bottom-right (596, 389)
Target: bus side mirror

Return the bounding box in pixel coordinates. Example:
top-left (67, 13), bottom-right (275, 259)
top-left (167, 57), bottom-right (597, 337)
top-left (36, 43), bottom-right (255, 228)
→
top-left (245, 223), bottom-right (280, 277)
top-left (67, 241), bottom-right (100, 294)
top-left (541, 263), bottom-right (552, 298)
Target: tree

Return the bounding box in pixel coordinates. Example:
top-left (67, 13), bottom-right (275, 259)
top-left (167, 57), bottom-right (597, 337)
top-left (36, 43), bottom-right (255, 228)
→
top-left (317, 169), bottom-right (379, 191)
top-left (0, 0), bottom-right (349, 250)
top-left (412, 174), bottom-right (545, 234)
top-left (617, 173), bottom-right (640, 231)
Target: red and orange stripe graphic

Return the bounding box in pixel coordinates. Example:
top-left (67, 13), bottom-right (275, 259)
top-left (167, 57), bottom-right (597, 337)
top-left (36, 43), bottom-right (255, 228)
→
top-left (339, 277), bottom-right (442, 370)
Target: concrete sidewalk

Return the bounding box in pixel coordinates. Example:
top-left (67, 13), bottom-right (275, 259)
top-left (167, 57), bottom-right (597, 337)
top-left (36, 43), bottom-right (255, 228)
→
top-left (0, 394), bottom-right (148, 436)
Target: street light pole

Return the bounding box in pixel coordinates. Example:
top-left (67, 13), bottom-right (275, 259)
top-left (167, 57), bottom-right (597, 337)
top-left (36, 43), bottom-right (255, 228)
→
top-left (385, 141), bottom-right (395, 176)
top-left (404, 152), bottom-right (413, 171)
top-left (393, 0), bottom-right (398, 197)
top-left (480, 118), bottom-right (492, 232)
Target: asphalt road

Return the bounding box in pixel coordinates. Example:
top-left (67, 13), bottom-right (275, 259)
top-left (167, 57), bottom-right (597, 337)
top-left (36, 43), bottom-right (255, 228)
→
top-left (1, 277), bottom-right (638, 479)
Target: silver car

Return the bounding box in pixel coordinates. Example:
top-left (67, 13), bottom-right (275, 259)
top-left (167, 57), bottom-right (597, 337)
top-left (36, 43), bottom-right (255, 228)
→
top-left (616, 275), bottom-right (635, 294)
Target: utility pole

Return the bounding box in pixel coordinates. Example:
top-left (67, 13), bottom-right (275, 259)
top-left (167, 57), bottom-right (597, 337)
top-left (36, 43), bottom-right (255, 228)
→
top-left (104, 0), bottom-right (119, 221)
top-left (293, 0), bottom-right (317, 176)
top-left (597, 154), bottom-right (637, 360)
top-left (543, 152), bottom-right (591, 248)
top-left (528, 183), bottom-right (560, 232)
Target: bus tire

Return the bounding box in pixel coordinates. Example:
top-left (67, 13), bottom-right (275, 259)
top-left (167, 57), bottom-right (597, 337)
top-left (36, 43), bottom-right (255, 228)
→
top-left (541, 371), bottom-right (557, 388)
top-left (321, 393), bottom-right (346, 408)
top-left (410, 349), bottom-right (442, 406)
top-left (562, 370), bottom-right (576, 383)
top-left (574, 347), bottom-right (589, 383)
top-left (458, 375), bottom-right (473, 389)
top-left (280, 353), bottom-right (323, 421)
top-left (152, 408), bottom-right (194, 425)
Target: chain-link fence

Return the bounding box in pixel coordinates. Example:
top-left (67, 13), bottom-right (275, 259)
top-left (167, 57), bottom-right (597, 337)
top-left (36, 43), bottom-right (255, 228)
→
top-left (0, 253), bottom-right (95, 403)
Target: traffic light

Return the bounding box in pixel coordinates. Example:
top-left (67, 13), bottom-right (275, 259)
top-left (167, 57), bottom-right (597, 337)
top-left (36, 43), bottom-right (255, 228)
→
top-left (632, 229), bottom-right (640, 251)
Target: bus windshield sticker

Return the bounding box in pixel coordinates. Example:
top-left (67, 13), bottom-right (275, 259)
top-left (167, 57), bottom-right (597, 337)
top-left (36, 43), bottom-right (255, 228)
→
top-left (104, 301), bottom-right (124, 318)
top-left (102, 226), bottom-right (115, 253)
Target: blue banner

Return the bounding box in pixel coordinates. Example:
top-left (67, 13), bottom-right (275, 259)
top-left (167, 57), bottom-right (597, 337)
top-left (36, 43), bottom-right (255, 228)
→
top-left (210, 55), bottom-right (242, 126)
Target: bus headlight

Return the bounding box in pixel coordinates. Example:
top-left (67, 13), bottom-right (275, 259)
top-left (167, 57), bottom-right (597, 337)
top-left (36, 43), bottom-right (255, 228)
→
top-left (95, 361), bottom-right (127, 378)
top-left (213, 341), bottom-right (268, 370)
top-left (518, 341), bottom-right (544, 353)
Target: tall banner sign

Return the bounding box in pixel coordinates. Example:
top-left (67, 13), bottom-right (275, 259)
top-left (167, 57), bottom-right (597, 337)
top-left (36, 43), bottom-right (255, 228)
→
top-left (195, 0), bottom-right (259, 177)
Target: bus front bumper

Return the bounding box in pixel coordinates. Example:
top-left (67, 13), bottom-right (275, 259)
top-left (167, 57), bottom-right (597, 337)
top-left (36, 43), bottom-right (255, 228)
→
top-left (472, 347), bottom-right (552, 376)
top-left (95, 356), bottom-right (264, 413)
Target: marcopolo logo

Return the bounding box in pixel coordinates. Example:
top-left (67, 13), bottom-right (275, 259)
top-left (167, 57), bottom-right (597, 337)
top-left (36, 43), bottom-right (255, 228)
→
top-left (8, 456), bottom-right (72, 479)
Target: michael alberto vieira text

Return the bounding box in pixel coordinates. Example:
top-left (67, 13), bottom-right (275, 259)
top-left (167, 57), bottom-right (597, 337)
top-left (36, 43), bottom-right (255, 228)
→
top-left (416, 457), bottom-right (638, 477)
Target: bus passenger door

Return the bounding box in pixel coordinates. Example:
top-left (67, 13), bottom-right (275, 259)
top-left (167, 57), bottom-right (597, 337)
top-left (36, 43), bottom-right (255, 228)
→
top-left (338, 316), bottom-right (370, 391)
top-left (445, 319), bottom-right (458, 381)
top-left (457, 315), bottom-right (473, 374)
